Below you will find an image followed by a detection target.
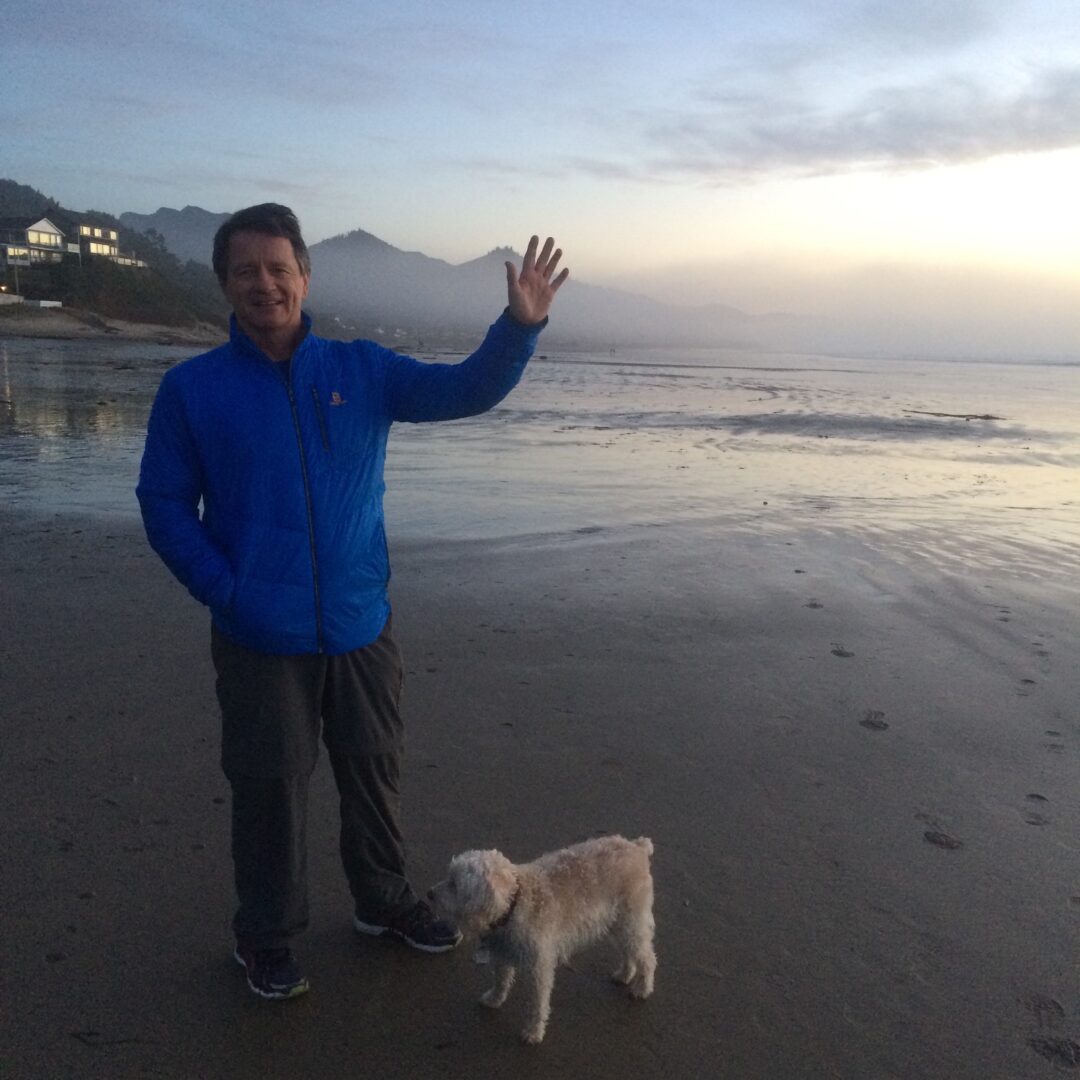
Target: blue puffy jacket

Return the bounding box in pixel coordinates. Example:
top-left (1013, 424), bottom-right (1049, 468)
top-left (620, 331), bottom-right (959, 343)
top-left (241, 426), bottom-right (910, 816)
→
top-left (137, 310), bottom-right (544, 654)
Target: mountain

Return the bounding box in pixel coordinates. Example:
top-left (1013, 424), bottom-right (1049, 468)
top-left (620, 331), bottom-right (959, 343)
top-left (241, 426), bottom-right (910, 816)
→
top-left (306, 231), bottom-right (768, 349)
top-left (0, 178), bottom-right (63, 218)
top-left (116, 202), bottom-right (791, 348)
top-left (119, 205), bottom-right (231, 266)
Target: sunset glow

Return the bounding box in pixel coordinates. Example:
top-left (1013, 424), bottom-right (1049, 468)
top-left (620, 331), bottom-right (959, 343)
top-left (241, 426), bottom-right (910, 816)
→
top-left (4, 0), bottom-right (1078, 355)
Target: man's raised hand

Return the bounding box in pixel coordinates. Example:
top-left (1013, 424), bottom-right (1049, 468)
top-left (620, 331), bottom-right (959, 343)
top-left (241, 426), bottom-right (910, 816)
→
top-left (505, 236), bottom-right (569, 326)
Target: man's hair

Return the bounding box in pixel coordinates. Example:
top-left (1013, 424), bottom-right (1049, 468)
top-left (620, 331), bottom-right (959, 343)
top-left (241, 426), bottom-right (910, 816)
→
top-left (212, 203), bottom-right (311, 284)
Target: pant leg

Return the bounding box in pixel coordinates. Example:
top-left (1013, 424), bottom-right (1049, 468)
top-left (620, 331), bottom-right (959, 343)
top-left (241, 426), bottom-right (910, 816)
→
top-left (228, 773), bottom-right (311, 949)
top-left (211, 626), bottom-right (325, 948)
top-left (322, 617), bottom-right (416, 918)
top-left (327, 747), bottom-right (415, 917)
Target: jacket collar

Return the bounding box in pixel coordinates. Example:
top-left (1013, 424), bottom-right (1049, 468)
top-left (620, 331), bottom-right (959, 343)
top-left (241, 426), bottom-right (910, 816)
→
top-left (229, 310), bottom-right (313, 363)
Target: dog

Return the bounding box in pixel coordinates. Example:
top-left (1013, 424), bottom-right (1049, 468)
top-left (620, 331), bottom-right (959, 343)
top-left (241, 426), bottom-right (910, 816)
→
top-left (427, 835), bottom-right (656, 1044)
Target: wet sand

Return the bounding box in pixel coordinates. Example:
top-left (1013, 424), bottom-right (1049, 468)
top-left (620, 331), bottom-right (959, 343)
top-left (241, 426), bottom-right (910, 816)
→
top-left (0, 306), bottom-right (222, 346)
top-left (4, 501), bottom-right (1079, 1079)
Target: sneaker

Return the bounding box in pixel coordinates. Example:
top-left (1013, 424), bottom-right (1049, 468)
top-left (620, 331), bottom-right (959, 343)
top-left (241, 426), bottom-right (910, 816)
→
top-left (233, 945), bottom-right (310, 1000)
top-left (353, 900), bottom-right (462, 953)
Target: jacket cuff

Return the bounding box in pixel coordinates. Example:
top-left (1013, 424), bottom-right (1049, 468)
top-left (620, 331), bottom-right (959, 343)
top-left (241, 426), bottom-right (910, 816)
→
top-left (502, 306), bottom-right (549, 331)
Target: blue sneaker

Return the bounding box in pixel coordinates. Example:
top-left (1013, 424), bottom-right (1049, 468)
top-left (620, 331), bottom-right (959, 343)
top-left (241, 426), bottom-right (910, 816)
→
top-left (233, 945), bottom-right (310, 1000)
top-left (353, 900), bottom-right (462, 953)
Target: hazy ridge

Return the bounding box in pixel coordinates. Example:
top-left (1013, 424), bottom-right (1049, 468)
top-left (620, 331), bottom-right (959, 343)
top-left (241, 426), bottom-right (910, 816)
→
top-left (119, 206), bottom-right (790, 350)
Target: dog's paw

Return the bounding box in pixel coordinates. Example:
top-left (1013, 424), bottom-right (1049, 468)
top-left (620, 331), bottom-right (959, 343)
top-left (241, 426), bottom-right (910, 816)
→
top-left (520, 1024), bottom-right (546, 1045)
top-left (479, 988), bottom-right (505, 1009)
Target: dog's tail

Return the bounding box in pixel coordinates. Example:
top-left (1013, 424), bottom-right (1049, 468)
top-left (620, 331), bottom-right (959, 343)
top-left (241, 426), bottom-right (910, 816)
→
top-left (633, 837), bottom-right (654, 857)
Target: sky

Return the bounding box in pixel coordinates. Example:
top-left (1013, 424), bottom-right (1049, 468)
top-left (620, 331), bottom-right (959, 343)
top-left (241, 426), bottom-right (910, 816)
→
top-left (4, 0), bottom-right (1079, 355)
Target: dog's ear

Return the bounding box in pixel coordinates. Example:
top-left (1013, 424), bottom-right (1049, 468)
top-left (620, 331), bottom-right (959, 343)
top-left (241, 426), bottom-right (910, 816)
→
top-left (485, 850), bottom-right (517, 900)
top-left (453, 850), bottom-right (515, 918)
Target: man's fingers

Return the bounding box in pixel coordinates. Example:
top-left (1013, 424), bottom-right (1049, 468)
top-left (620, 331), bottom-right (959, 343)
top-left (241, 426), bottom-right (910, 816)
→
top-left (521, 235), bottom-right (539, 273)
top-left (509, 235), bottom-right (568, 319)
top-left (534, 236), bottom-right (555, 271)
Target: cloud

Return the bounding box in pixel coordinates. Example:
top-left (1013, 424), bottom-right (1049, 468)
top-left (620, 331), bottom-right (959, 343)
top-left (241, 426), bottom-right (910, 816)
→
top-left (834, 0), bottom-right (998, 54)
top-left (564, 65), bottom-right (1080, 184)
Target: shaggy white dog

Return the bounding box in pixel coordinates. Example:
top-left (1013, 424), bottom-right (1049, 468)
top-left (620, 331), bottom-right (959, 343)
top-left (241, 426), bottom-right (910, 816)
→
top-left (428, 835), bottom-right (656, 1044)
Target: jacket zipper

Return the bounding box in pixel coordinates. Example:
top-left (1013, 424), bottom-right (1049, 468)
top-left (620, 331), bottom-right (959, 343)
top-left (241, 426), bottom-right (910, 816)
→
top-left (285, 375), bottom-right (325, 652)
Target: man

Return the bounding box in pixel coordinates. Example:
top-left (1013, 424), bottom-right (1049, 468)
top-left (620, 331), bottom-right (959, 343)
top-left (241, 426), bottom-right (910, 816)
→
top-left (137, 203), bottom-right (567, 1001)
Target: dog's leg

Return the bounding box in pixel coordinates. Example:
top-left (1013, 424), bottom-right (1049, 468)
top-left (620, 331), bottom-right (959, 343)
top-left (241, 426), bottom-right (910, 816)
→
top-left (613, 892), bottom-right (656, 998)
top-left (612, 955), bottom-right (638, 986)
top-left (520, 951), bottom-right (556, 1045)
top-left (480, 962), bottom-right (516, 1009)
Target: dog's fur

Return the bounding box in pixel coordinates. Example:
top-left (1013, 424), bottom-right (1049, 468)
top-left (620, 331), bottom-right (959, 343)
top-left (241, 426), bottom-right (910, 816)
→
top-left (428, 835), bottom-right (656, 1044)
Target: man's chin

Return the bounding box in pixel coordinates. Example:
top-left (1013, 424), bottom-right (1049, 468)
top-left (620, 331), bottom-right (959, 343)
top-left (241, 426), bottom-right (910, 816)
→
top-left (240, 310), bottom-right (292, 333)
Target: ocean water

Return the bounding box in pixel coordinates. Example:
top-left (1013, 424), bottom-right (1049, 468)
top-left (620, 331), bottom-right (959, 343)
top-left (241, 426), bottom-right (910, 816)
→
top-left (2, 334), bottom-right (1079, 578)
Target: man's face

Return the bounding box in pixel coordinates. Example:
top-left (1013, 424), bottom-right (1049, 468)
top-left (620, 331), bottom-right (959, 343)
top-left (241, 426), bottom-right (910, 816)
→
top-left (222, 231), bottom-right (310, 344)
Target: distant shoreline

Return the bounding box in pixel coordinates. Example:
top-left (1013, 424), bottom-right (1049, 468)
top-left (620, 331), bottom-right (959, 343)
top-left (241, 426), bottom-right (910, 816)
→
top-left (0, 305), bottom-right (224, 347)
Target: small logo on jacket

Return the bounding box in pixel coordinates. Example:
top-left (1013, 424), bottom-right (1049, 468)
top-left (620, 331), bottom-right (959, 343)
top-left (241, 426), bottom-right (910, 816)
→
top-left (329, 391), bottom-right (347, 406)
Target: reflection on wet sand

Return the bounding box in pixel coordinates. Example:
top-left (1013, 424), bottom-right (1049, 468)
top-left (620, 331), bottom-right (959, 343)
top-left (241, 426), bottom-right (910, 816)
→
top-left (2, 335), bottom-right (1078, 577)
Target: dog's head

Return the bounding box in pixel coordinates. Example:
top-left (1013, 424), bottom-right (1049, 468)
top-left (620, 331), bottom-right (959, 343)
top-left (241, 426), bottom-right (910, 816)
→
top-left (427, 849), bottom-right (517, 934)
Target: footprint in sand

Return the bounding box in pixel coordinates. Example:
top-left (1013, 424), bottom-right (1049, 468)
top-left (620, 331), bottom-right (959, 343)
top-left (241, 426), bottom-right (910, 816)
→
top-left (923, 830), bottom-right (964, 850)
top-left (1024, 812), bottom-right (1050, 826)
top-left (1025, 993), bottom-right (1066, 1029)
top-left (859, 709), bottom-right (889, 731)
top-left (1029, 1037), bottom-right (1080, 1068)
top-left (831, 643), bottom-right (854, 658)
top-left (804, 599), bottom-right (824, 609)
top-left (917, 815), bottom-right (963, 849)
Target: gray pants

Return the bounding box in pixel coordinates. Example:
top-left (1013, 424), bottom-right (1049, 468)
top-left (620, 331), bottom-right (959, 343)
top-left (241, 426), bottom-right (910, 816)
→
top-left (211, 616), bottom-right (417, 950)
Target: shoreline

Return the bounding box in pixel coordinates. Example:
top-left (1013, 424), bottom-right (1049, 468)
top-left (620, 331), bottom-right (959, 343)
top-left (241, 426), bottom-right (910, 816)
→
top-left (0, 305), bottom-right (224, 346)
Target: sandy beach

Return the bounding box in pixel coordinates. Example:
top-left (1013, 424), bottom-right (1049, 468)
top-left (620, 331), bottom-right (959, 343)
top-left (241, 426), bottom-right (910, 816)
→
top-left (4, 505), bottom-right (1080, 1079)
top-left (0, 305), bottom-right (223, 347)
top-left (3, 337), bottom-right (1080, 1078)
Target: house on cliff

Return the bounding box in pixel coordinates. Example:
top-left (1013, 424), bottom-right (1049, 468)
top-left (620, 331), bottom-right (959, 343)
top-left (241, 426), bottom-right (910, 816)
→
top-left (0, 215), bottom-right (146, 273)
